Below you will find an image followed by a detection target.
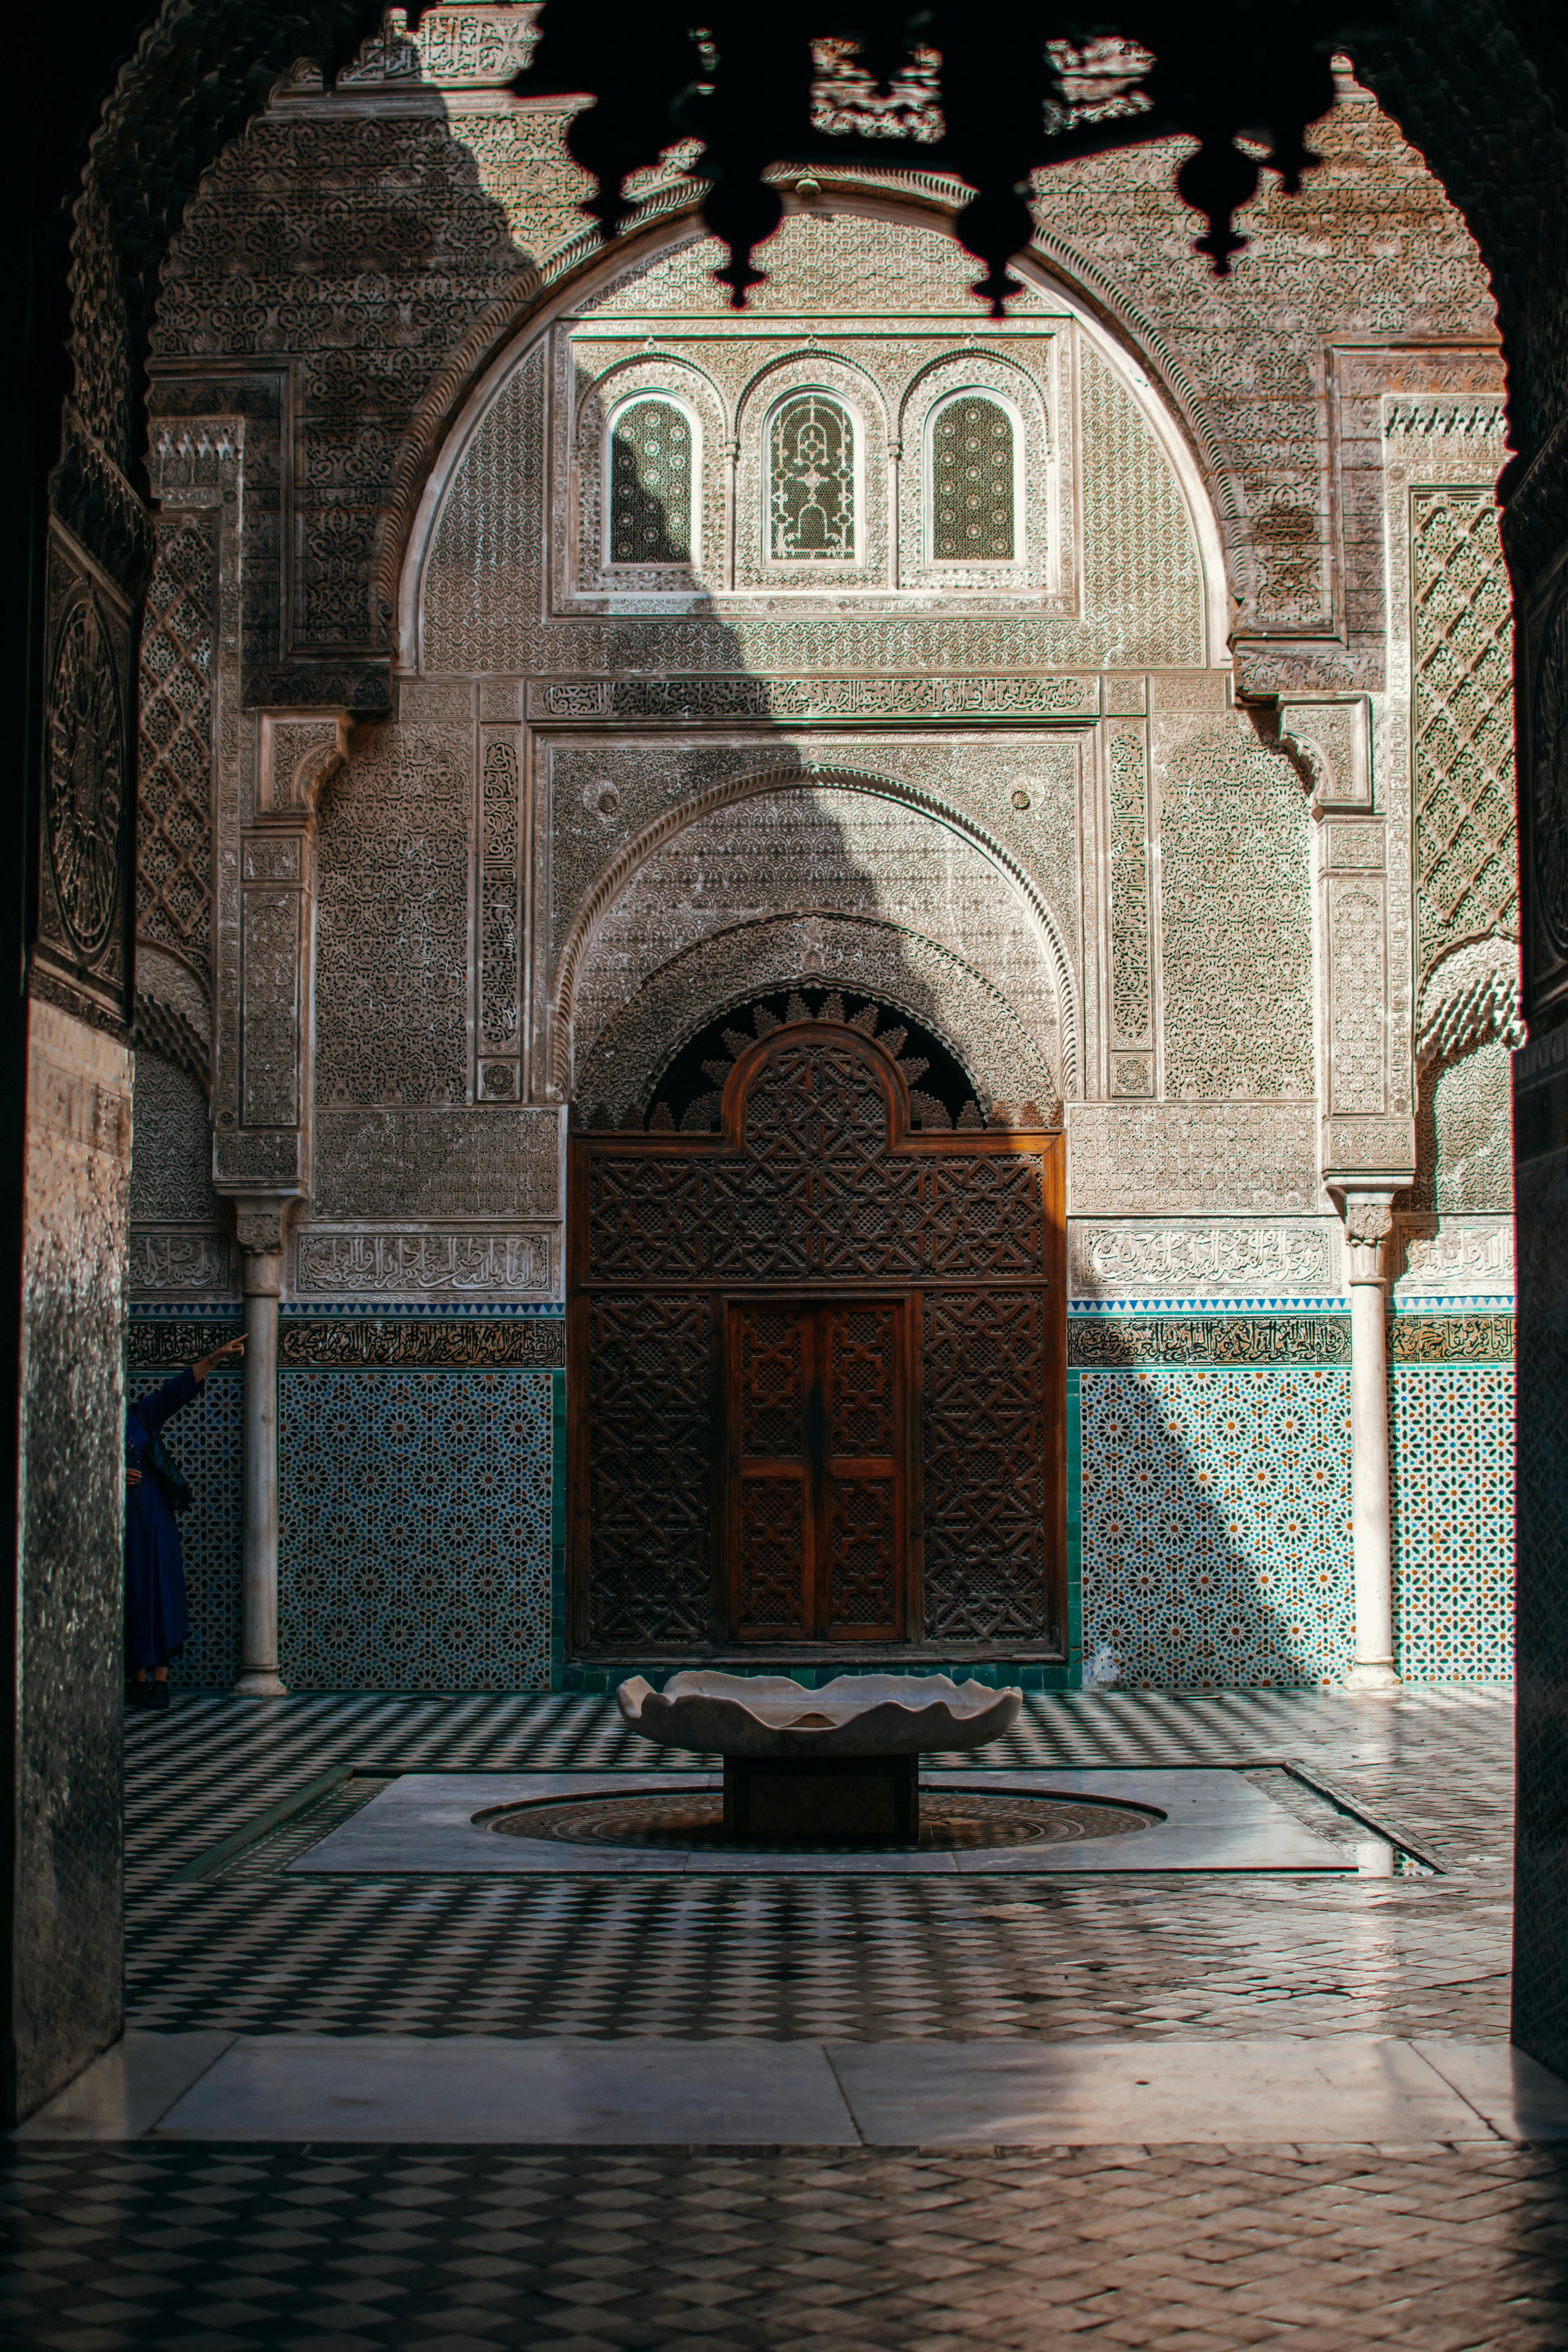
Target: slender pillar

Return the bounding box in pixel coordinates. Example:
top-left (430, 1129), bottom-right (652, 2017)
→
top-left (1343, 1196), bottom-right (1399, 1691)
top-left (235, 1246), bottom-right (286, 1696)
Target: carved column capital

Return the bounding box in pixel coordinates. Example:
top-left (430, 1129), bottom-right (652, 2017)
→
top-left (235, 1194), bottom-right (293, 1277)
top-left (1338, 1189), bottom-right (1395, 1285)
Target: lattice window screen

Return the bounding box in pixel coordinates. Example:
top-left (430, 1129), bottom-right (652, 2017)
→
top-left (610, 399), bottom-right (693, 564)
top-left (769, 394), bottom-right (855, 559)
top-left (931, 397), bottom-right (1015, 561)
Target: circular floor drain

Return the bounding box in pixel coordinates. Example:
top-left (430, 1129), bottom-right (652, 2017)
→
top-left (482, 1789), bottom-right (1158, 1854)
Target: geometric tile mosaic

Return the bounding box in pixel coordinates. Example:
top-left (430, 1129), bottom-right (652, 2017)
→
top-left (1390, 1365), bottom-right (1514, 1682)
top-left (278, 1370), bottom-right (553, 1691)
top-left (130, 1365), bottom-right (245, 1693)
top-left (1079, 1367), bottom-right (1355, 1689)
top-left (120, 1686), bottom-right (1513, 2047)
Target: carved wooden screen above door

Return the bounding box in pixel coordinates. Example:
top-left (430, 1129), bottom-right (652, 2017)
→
top-left (568, 1021), bottom-right (1066, 1664)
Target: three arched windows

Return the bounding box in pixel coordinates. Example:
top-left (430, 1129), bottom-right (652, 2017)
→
top-left (605, 385), bottom-right (1022, 571)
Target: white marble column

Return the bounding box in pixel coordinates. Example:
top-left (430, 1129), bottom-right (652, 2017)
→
top-left (1343, 1195), bottom-right (1399, 1691)
top-left (234, 1244), bottom-right (286, 1697)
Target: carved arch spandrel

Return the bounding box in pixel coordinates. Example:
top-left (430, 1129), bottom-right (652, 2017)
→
top-left (571, 911), bottom-right (1060, 1129)
top-left (547, 763), bottom-right (1081, 1103)
top-left (392, 192), bottom-right (1234, 667)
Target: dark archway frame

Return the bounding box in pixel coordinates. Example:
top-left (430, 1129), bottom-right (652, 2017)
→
top-left (9, 0), bottom-right (1568, 2121)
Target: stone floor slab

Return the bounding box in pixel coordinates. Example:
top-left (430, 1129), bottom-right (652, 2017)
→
top-left (151, 2036), bottom-right (862, 2146)
top-left (826, 2036), bottom-right (1495, 2146)
top-left (14, 2033), bottom-right (236, 2141)
top-left (1412, 2038), bottom-right (1568, 2139)
top-left (290, 1769), bottom-right (1344, 1879)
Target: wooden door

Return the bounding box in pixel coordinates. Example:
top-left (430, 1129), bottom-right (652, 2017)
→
top-left (727, 1298), bottom-right (907, 1641)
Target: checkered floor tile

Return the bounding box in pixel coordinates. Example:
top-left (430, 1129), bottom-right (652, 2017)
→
top-left (122, 1687), bottom-right (1514, 2042)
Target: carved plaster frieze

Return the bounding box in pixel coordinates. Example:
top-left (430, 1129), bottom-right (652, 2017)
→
top-left (128, 1228), bottom-right (237, 1298)
top-left (294, 1226), bottom-right (558, 1300)
top-left (1390, 1213), bottom-right (1515, 1302)
top-left (312, 1107), bottom-right (563, 1221)
top-left (526, 672), bottom-right (1104, 723)
top-left (1068, 1216), bottom-right (1343, 1300)
top-left (1067, 1104), bottom-right (1322, 1216)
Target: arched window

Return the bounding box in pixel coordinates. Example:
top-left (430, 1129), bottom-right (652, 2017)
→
top-left (931, 395), bottom-right (1016, 562)
top-left (769, 393), bottom-right (855, 560)
top-left (609, 398), bottom-right (693, 564)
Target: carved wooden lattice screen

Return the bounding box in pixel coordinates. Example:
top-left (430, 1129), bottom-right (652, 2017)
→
top-left (568, 1023), bottom-right (1066, 1659)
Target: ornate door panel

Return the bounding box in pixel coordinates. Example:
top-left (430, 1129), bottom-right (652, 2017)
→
top-left (727, 1299), bottom-right (907, 1641)
top-left (731, 1305), bottom-right (810, 1637)
top-left (569, 1020), bottom-right (1066, 1662)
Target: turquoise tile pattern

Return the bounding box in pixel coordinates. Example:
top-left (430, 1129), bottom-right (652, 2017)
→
top-left (278, 1368), bottom-right (554, 1691)
top-left (1390, 1364), bottom-right (1515, 1680)
top-left (1078, 1366), bottom-right (1355, 1688)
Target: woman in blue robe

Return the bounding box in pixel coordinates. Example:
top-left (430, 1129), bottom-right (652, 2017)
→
top-left (125, 1334), bottom-right (244, 1709)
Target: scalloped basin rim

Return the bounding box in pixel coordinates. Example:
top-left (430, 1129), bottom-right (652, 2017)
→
top-left (616, 1670), bottom-right (1024, 1757)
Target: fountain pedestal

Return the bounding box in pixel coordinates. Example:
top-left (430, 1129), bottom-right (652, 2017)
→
top-left (723, 1753), bottom-right (918, 1841)
top-left (619, 1670), bottom-right (1021, 1844)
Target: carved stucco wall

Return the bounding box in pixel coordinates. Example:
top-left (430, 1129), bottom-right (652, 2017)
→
top-left (314, 722), bottom-right (474, 1109)
top-left (568, 782), bottom-right (1066, 1123)
top-left (146, 53), bottom-right (1497, 682)
top-left (421, 208), bottom-right (1206, 676)
top-left (131, 29), bottom-right (1516, 1697)
top-left (1156, 720), bottom-right (1315, 1105)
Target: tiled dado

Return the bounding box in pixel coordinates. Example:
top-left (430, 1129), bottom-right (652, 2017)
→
top-left (278, 1365), bottom-right (555, 1691)
top-left (127, 1312), bottom-right (564, 1693)
top-left (1387, 1309), bottom-right (1512, 1686)
top-left (128, 1307), bottom-right (1509, 1694)
top-left (127, 1314), bottom-right (245, 1691)
top-left (1078, 1364), bottom-right (1355, 1689)
top-left (1390, 1364), bottom-right (1514, 1681)
top-left (1074, 1310), bottom-right (1514, 1691)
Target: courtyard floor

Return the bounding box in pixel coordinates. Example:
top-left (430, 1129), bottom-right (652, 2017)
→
top-left (9, 1682), bottom-right (1568, 2348)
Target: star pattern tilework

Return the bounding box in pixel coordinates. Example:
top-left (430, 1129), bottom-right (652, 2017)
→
top-left (1079, 1367), bottom-right (1354, 1688)
top-left (278, 1369), bottom-right (554, 1690)
top-left (146, 1368), bottom-right (243, 1693)
top-left (1390, 1364), bottom-right (1515, 1680)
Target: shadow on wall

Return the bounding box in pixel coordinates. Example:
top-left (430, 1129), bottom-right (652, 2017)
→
top-left (1073, 1321), bottom-right (1354, 1693)
top-left (205, 94), bottom-right (1338, 1692)
top-left (543, 342), bottom-right (1350, 1691)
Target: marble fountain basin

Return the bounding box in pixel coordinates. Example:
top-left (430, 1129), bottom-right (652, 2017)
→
top-left (617, 1670), bottom-right (1022, 1759)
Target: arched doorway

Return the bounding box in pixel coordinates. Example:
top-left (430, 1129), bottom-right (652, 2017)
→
top-left (568, 1003), bottom-right (1065, 1666)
